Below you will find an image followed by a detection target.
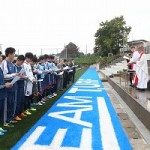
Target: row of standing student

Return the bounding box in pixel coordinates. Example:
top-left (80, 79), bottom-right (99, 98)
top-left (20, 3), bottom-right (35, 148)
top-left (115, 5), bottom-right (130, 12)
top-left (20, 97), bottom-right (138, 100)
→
top-left (0, 47), bottom-right (76, 136)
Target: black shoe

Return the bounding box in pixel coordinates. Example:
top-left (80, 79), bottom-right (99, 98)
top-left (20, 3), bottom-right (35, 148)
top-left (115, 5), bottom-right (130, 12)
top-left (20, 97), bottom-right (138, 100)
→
top-left (130, 84), bottom-right (135, 87)
top-left (136, 88), bottom-right (146, 91)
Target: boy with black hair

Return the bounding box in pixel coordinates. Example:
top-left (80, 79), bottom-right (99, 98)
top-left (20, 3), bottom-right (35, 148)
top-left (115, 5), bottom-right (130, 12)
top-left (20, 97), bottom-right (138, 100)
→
top-left (1, 47), bottom-right (20, 127)
top-left (0, 54), bottom-right (6, 69)
top-left (14, 55), bottom-right (27, 121)
top-left (44, 54), bottom-right (49, 61)
top-left (2, 55), bottom-right (6, 61)
top-left (0, 67), bottom-right (12, 135)
top-left (23, 52), bottom-right (36, 115)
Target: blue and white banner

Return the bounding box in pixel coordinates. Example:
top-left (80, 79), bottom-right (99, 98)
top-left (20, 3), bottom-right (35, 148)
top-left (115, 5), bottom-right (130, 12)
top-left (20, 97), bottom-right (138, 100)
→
top-left (12, 68), bottom-right (132, 150)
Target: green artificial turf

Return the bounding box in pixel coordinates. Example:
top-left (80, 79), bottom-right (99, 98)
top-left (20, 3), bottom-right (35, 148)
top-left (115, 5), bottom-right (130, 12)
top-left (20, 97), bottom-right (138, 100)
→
top-left (0, 67), bottom-right (88, 150)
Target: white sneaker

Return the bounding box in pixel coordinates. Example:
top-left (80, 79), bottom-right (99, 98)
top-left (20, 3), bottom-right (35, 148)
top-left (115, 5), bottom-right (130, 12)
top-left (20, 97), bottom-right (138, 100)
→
top-left (51, 94), bottom-right (55, 98)
top-left (42, 97), bottom-right (48, 101)
top-left (53, 93), bottom-right (57, 97)
top-left (38, 102), bottom-right (43, 106)
top-left (41, 101), bottom-right (46, 104)
top-left (48, 95), bottom-right (53, 99)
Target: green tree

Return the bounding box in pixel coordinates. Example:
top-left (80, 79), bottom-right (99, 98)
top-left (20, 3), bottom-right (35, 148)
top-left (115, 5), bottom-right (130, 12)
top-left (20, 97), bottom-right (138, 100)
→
top-left (60, 42), bottom-right (80, 58)
top-left (95, 16), bottom-right (131, 56)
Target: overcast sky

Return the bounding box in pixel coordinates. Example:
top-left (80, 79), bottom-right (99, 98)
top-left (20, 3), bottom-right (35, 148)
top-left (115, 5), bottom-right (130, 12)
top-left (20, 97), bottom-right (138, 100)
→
top-left (0, 0), bottom-right (150, 55)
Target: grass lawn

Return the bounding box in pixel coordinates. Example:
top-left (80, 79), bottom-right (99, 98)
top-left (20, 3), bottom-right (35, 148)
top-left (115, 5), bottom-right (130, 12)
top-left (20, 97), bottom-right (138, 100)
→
top-left (0, 67), bottom-right (88, 150)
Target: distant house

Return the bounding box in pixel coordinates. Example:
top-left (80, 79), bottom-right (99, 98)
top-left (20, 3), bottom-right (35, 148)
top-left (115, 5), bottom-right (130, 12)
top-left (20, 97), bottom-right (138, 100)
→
top-left (127, 39), bottom-right (150, 54)
top-left (127, 39), bottom-right (148, 48)
top-left (145, 41), bottom-right (150, 54)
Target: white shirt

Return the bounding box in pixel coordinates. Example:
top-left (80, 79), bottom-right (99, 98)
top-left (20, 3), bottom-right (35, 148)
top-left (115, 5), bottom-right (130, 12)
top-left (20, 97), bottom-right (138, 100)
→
top-left (23, 60), bottom-right (35, 96)
top-left (129, 50), bottom-right (140, 71)
top-left (129, 50), bottom-right (140, 64)
top-left (23, 61), bottom-right (34, 82)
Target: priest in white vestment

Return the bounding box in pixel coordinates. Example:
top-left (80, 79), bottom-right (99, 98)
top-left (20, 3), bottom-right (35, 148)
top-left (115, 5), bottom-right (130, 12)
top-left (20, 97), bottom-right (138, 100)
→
top-left (128, 46), bottom-right (140, 71)
top-left (127, 46), bottom-right (140, 86)
top-left (134, 46), bottom-right (149, 90)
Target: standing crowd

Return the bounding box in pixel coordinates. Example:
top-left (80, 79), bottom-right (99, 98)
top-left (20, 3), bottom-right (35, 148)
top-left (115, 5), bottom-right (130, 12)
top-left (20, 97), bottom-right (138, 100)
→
top-left (0, 47), bottom-right (77, 136)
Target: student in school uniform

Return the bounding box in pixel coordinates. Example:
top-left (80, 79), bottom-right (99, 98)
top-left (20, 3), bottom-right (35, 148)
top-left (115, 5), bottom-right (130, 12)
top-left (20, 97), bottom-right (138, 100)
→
top-left (23, 52), bottom-right (36, 115)
top-left (45, 56), bottom-right (54, 99)
top-left (0, 67), bottom-right (12, 135)
top-left (69, 59), bottom-right (76, 83)
top-left (36, 55), bottom-right (48, 105)
top-left (57, 59), bottom-right (64, 91)
top-left (30, 55), bottom-right (39, 106)
top-left (63, 59), bottom-right (69, 88)
top-left (48, 55), bottom-right (57, 97)
top-left (1, 47), bottom-right (20, 127)
top-left (43, 55), bottom-right (51, 98)
top-left (14, 55), bottom-right (27, 121)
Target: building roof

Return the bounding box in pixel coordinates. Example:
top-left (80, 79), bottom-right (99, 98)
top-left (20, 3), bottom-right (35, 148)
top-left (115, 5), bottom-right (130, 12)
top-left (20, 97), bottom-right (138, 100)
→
top-left (127, 39), bottom-right (148, 45)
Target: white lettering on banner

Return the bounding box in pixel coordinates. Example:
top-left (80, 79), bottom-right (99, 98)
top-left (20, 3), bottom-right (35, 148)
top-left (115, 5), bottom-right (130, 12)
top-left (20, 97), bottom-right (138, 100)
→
top-left (74, 85), bottom-right (100, 88)
top-left (97, 97), bottom-right (120, 150)
top-left (77, 81), bottom-right (98, 84)
top-left (49, 107), bottom-right (92, 128)
top-left (49, 96), bottom-right (93, 127)
top-left (19, 127), bottom-right (92, 150)
top-left (57, 96), bottom-right (92, 108)
top-left (76, 79), bottom-right (99, 84)
top-left (69, 87), bottom-right (102, 93)
top-left (75, 79), bottom-right (101, 88)
top-left (19, 126), bottom-right (45, 150)
top-left (75, 83), bottom-right (100, 86)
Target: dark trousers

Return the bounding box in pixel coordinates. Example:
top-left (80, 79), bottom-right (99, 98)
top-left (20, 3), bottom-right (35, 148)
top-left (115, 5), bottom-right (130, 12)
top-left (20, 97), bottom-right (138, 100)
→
top-left (57, 75), bottom-right (63, 90)
top-left (53, 75), bottom-right (57, 93)
top-left (128, 65), bottom-right (133, 85)
top-left (63, 71), bottom-right (68, 88)
top-left (130, 73), bottom-right (133, 85)
top-left (6, 90), bottom-right (16, 123)
top-left (0, 98), bottom-right (5, 126)
top-left (72, 73), bottom-right (75, 83)
top-left (24, 96), bottom-right (32, 110)
top-left (15, 87), bottom-right (25, 116)
top-left (31, 94), bottom-right (34, 104)
top-left (37, 94), bottom-right (43, 102)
